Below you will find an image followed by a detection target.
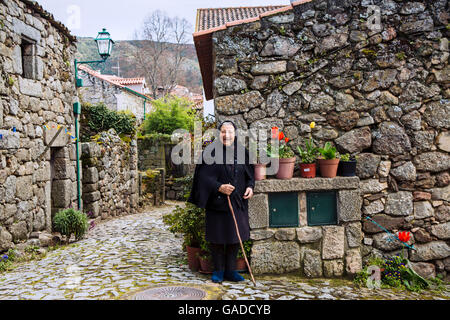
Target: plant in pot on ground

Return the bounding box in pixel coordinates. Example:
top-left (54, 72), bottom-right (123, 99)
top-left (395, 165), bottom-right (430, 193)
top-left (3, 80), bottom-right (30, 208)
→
top-left (297, 137), bottom-right (319, 178)
top-left (269, 127), bottom-right (296, 180)
top-left (317, 142), bottom-right (340, 178)
top-left (338, 153), bottom-right (358, 177)
top-left (162, 203), bottom-right (205, 271)
top-left (237, 240), bottom-right (253, 272)
top-left (198, 234), bottom-right (214, 274)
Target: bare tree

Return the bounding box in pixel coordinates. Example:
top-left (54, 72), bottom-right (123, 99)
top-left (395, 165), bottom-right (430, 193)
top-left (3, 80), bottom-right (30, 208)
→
top-left (134, 10), bottom-right (192, 99)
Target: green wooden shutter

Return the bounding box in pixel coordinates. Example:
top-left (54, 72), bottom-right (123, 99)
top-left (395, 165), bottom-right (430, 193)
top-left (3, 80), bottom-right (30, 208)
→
top-left (307, 191), bottom-right (337, 226)
top-left (269, 192), bottom-right (299, 228)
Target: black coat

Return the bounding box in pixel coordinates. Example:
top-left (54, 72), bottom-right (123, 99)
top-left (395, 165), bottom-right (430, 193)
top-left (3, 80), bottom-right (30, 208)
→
top-left (188, 140), bottom-right (255, 244)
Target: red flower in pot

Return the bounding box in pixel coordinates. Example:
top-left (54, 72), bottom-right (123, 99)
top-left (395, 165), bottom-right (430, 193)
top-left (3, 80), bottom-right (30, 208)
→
top-left (268, 127), bottom-right (295, 180)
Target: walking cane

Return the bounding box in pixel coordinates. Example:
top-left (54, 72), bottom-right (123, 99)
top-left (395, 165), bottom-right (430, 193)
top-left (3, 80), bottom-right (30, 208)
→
top-left (227, 195), bottom-right (257, 286)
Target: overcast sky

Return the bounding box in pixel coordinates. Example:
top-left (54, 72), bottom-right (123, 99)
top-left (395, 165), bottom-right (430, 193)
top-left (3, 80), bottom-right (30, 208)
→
top-left (37, 0), bottom-right (291, 41)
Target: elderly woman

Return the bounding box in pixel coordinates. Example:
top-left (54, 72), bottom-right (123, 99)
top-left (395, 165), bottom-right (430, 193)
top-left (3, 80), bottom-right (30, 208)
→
top-left (188, 121), bottom-right (255, 283)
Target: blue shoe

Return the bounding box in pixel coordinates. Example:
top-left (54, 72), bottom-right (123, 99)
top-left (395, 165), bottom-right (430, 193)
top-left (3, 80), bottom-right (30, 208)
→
top-left (224, 270), bottom-right (245, 282)
top-left (211, 271), bottom-right (224, 283)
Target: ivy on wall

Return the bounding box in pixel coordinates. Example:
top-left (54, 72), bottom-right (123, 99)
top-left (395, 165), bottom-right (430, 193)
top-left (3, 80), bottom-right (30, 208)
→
top-left (80, 102), bottom-right (136, 142)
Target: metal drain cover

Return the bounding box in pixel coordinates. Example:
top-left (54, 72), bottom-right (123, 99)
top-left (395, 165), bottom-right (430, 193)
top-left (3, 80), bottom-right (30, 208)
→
top-left (132, 286), bottom-right (207, 300)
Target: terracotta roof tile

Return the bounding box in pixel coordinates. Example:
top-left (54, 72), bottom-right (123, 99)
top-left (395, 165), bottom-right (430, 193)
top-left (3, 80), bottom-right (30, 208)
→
top-left (78, 65), bottom-right (151, 100)
top-left (195, 6), bottom-right (286, 32)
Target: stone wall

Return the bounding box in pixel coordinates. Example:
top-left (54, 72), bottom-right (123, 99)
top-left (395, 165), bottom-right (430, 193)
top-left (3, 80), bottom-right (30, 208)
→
top-left (138, 136), bottom-right (195, 201)
top-left (137, 137), bottom-right (168, 171)
top-left (249, 177), bottom-right (362, 277)
top-left (0, 0), bottom-right (78, 251)
top-left (81, 130), bottom-right (139, 219)
top-left (212, 0), bottom-right (449, 277)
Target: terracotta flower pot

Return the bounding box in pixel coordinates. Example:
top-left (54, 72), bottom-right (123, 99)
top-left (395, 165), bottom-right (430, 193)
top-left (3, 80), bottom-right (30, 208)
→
top-left (254, 164), bottom-right (267, 181)
top-left (199, 256), bottom-right (214, 274)
top-left (276, 157), bottom-right (296, 180)
top-left (236, 258), bottom-right (247, 272)
top-left (300, 163), bottom-right (316, 178)
top-left (186, 246), bottom-right (201, 271)
top-left (318, 159), bottom-right (340, 178)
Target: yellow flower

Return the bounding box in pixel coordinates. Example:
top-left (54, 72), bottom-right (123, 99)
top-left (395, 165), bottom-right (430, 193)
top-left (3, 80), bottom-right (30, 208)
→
top-left (310, 122), bottom-right (316, 129)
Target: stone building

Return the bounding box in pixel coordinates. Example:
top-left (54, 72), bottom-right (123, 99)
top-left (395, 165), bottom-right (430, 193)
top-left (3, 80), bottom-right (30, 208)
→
top-left (194, 0), bottom-right (449, 278)
top-left (0, 0), bottom-right (79, 251)
top-left (77, 65), bottom-right (152, 121)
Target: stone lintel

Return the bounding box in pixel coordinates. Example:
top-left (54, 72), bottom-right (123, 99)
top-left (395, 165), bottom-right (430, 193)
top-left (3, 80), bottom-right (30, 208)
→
top-left (254, 177), bottom-right (360, 193)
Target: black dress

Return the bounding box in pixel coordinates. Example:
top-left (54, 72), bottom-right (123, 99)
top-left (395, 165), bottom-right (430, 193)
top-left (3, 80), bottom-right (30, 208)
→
top-left (188, 140), bottom-right (255, 244)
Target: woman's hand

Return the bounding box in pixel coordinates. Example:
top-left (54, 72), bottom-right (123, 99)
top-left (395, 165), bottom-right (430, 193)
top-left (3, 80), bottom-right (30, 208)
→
top-left (243, 187), bottom-right (254, 200)
top-left (219, 184), bottom-right (235, 196)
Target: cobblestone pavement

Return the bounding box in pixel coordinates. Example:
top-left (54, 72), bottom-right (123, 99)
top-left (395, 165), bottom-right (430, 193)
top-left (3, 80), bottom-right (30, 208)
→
top-left (0, 201), bottom-right (449, 300)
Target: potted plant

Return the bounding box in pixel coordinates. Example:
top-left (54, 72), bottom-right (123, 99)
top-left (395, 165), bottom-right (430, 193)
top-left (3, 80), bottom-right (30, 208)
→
top-left (270, 127), bottom-right (296, 180)
top-left (297, 138), bottom-right (319, 178)
top-left (252, 140), bottom-right (268, 181)
top-left (318, 142), bottom-right (340, 178)
top-left (198, 254), bottom-right (214, 274)
top-left (236, 240), bottom-right (253, 272)
top-left (338, 153), bottom-right (358, 177)
top-left (198, 237), bottom-right (214, 274)
top-left (163, 203), bottom-right (205, 271)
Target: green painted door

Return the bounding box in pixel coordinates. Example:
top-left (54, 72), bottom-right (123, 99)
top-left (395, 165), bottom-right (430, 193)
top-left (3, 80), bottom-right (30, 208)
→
top-left (307, 191), bottom-right (337, 226)
top-left (269, 192), bottom-right (299, 228)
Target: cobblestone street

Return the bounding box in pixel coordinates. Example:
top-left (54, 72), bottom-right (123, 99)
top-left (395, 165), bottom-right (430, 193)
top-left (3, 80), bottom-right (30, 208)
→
top-left (0, 201), bottom-right (448, 300)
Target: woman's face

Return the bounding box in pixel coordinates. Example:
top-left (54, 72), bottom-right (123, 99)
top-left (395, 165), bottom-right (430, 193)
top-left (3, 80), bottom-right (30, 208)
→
top-left (219, 123), bottom-right (236, 147)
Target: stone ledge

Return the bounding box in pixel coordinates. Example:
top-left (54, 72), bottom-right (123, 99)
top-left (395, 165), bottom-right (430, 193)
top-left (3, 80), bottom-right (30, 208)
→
top-left (254, 177), bottom-right (360, 193)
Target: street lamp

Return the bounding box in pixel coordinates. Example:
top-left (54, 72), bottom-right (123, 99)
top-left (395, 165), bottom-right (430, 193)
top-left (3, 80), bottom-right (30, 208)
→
top-left (95, 28), bottom-right (114, 61)
top-left (74, 28), bottom-right (115, 88)
top-left (73, 28), bottom-right (114, 210)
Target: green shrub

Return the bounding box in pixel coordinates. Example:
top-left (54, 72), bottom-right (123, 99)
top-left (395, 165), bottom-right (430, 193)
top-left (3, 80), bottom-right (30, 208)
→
top-left (80, 102), bottom-right (136, 141)
top-left (142, 96), bottom-right (198, 135)
top-left (53, 209), bottom-right (89, 243)
top-left (163, 203), bottom-right (205, 249)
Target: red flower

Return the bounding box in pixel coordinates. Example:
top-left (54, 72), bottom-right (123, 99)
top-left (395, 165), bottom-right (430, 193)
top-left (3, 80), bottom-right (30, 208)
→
top-left (271, 127), bottom-right (279, 139)
top-left (278, 132), bottom-right (285, 141)
top-left (398, 231), bottom-right (411, 243)
top-left (285, 137), bottom-right (289, 143)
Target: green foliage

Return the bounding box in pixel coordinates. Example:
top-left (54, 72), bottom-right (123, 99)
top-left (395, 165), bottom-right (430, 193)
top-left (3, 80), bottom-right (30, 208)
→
top-left (354, 255), bottom-right (437, 292)
top-left (340, 153), bottom-right (351, 162)
top-left (53, 209), bottom-right (89, 243)
top-left (163, 203), bottom-right (205, 248)
top-left (142, 96), bottom-right (198, 135)
top-left (137, 132), bottom-right (173, 144)
top-left (297, 138), bottom-right (318, 164)
top-left (340, 153), bottom-right (359, 162)
top-left (8, 77), bottom-right (14, 87)
top-left (318, 142), bottom-right (338, 160)
top-left (396, 51), bottom-right (406, 60)
top-left (237, 240), bottom-right (253, 259)
top-left (80, 102), bottom-right (136, 141)
top-left (0, 249), bottom-right (17, 273)
top-left (361, 49), bottom-right (377, 57)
